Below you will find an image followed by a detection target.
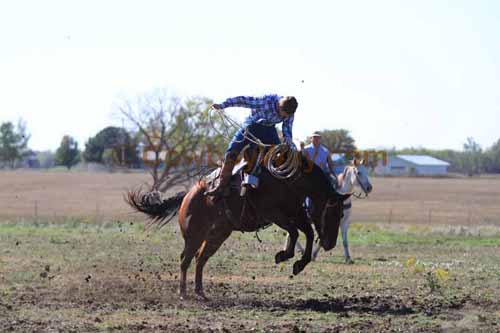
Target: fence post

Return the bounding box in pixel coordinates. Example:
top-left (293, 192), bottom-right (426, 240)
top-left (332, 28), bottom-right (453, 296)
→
top-left (95, 201), bottom-right (100, 224)
top-left (34, 200), bottom-right (38, 226)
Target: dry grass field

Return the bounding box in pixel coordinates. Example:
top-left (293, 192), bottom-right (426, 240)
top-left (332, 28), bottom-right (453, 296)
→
top-left (353, 176), bottom-right (500, 226)
top-left (1, 170), bottom-right (499, 332)
top-left (1, 170), bottom-right (499, 226)
top-left (0, 170), bottom-right (151, 220)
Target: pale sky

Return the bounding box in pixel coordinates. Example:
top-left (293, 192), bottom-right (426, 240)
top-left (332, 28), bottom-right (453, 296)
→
top-left (1, 0), bottom-right (499, 152)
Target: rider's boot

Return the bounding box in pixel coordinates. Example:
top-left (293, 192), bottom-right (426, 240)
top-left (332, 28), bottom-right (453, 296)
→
top-left (205, 152), bottom-right (237, 197)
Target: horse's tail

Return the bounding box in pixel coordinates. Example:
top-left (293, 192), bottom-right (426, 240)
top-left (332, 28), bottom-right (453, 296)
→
top-left (125, 189), bottom-right (187, 228)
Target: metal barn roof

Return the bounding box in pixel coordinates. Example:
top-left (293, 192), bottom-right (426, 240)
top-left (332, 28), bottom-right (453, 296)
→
top-left (397, 155), bottom-right (450, 166)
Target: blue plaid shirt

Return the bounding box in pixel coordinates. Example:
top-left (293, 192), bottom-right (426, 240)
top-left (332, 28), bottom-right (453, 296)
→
top-left (220, 95), bottom-right (295, 145)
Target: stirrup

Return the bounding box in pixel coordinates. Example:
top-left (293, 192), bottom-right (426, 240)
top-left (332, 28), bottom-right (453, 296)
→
top-left (204, 187), bottom-right (220, 196)
top-left (205, 186), bottom-right (229, 197)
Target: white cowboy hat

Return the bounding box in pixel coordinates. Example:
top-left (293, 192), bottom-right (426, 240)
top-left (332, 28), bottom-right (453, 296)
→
top-left (310, 132), bottom-right (322, 138)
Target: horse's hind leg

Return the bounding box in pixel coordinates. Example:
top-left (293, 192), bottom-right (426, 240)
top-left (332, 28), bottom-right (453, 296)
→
top-left (311, 239), bottom-right (321, 261)
top-left (179, 214), bottom-right (206, 299)
top-left (194, 223), bottom-right (232, 301)
top-left (179, 236), bottom-right (203, 299)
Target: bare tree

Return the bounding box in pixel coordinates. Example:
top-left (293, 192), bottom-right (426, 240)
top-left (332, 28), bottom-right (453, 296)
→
top-left (118, 89), bottom-right (226, 191)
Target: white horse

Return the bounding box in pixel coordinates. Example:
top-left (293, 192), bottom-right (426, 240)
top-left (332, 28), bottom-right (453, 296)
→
top-left (285, 160), bottom-right (373, 264)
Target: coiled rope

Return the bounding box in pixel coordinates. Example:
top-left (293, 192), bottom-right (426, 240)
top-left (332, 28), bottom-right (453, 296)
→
top-left (263, 144), bottom-right (302, 180)
top-left (208, 106), bottom-right (301, 179)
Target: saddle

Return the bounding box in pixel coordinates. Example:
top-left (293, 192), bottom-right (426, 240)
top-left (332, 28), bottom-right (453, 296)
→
top-left (205, 145), bottom-right (265, 197)
top-left (204, 159), bottom-right (248, 195)
top-left (204, 150), bottom-right (266, 231)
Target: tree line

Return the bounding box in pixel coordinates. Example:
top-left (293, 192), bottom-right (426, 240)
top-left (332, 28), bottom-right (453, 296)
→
top-left (1, 89), bottom-right (499, 178)
top-left (391, 137), bottom-right (500, 176)
top-left (0, 90), bottom-right (231, 188)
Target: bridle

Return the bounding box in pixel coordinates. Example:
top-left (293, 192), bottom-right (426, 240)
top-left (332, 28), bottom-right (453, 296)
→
top-left (339, 166), bottom-right (370, 199)
top-left (319, 198), bottom-right (340, 237)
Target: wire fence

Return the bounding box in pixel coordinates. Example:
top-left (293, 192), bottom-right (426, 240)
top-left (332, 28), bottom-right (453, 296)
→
top-left (351, 206), bottom-right (499, 226)
top-left (2, 196), bottom-right (498, 229)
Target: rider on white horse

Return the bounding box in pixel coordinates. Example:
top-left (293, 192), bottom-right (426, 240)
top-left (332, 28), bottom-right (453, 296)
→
top-left (302, 132), bottom-right (337, 212)
top-left (302, 132), bottom-right (336, 181)
top-left (323, 160), bottom-right (372, 263)
top-left (288, 133), bottom-right (373, 264)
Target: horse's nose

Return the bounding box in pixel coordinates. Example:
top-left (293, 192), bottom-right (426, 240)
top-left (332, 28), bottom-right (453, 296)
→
top-left (321, 238), bottom-right (335, 251)
top-left (367, 184), bottom-right (373, 193)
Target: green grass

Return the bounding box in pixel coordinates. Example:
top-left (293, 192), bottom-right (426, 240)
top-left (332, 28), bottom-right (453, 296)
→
top-left (1, 219), bottom-right (499, 332)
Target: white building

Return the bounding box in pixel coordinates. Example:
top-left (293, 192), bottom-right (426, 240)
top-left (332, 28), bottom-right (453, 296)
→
top-left (375, 154), bottom-right (450, 176)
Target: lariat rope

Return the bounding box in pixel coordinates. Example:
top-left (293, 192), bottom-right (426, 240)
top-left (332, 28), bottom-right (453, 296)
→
top-left (208, 106), bottom-right (301, 180)
top-left (263, 144), bottom-right (302, 180)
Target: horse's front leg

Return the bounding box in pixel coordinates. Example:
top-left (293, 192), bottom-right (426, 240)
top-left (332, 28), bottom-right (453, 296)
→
top-left (273, 214), bottom-right (299, 264)
top-left (292, 209), bottom-right (314, 275)
top-left (283, 234), bottom-right (305, 255)
top-left (341, 209), bottom-right (354, 264)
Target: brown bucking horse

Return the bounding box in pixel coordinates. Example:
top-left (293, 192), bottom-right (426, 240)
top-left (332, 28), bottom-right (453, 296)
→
top-left (126, 153), bottom-right (349, 300)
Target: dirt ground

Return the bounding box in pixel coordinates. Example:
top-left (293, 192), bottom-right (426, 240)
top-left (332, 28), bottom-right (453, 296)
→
top-left (0, 170), bottom-right (499, 331)
top-left (0, 222), bottom-right (499, 332)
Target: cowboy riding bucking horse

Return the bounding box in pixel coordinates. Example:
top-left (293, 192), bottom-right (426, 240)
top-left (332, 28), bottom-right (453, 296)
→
top-left (205, 94), bottom-right (298, 197)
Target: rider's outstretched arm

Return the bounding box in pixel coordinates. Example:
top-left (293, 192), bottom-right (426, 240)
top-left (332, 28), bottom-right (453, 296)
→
top-left (220, 96), bottom-right (266, 109)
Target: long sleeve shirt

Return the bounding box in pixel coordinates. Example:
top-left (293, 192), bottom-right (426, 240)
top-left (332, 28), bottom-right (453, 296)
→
top-left (220, 95), bottom-right (295, 145)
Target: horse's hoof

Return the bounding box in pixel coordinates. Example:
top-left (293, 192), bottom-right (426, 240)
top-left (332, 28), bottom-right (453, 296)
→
top-left (194, 290), bottom-right (210, 302)
top-left (275, 251), bottom-right (291, 264)
top-left (345, 258), bottom-right (354, 264)
top-left (292, 260), bottom-right (306, 275)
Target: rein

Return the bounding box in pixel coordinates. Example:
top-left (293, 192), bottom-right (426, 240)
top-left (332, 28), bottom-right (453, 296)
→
top-left (337, 166), bottom-right (369, 199)
top-left (319, 198), bottom-right (340, 237)
top-left (352, 169), bottom-right (369, 199)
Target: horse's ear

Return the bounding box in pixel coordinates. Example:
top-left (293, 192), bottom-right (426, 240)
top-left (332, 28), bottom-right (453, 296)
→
top-left (353, 159), bottom-right (359, 166)
top-left (360, 159), bottom-right (365, 165)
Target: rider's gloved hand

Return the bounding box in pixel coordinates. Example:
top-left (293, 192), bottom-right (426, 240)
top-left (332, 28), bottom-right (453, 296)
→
top-left (284, 138), bottom-right (297, 151)
top-left (212, 103), bottom-right (223, 110)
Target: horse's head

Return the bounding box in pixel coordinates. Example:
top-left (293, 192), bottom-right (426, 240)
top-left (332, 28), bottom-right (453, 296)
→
top-left (302, 161), bottom-right (351, 251)
top-left (343, 159), bottom-right (373, 195)
top-left (313, 191), bottom-right (351, 251)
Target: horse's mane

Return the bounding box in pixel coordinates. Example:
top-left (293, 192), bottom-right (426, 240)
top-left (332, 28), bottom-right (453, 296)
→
top-left (257, 152), bottom-right (333, 195)
top-left (299, 155), bottom-right (334, 195)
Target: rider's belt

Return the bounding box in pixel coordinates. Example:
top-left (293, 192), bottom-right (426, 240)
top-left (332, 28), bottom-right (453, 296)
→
top-left (255, 120), bottom-right (276, 127)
